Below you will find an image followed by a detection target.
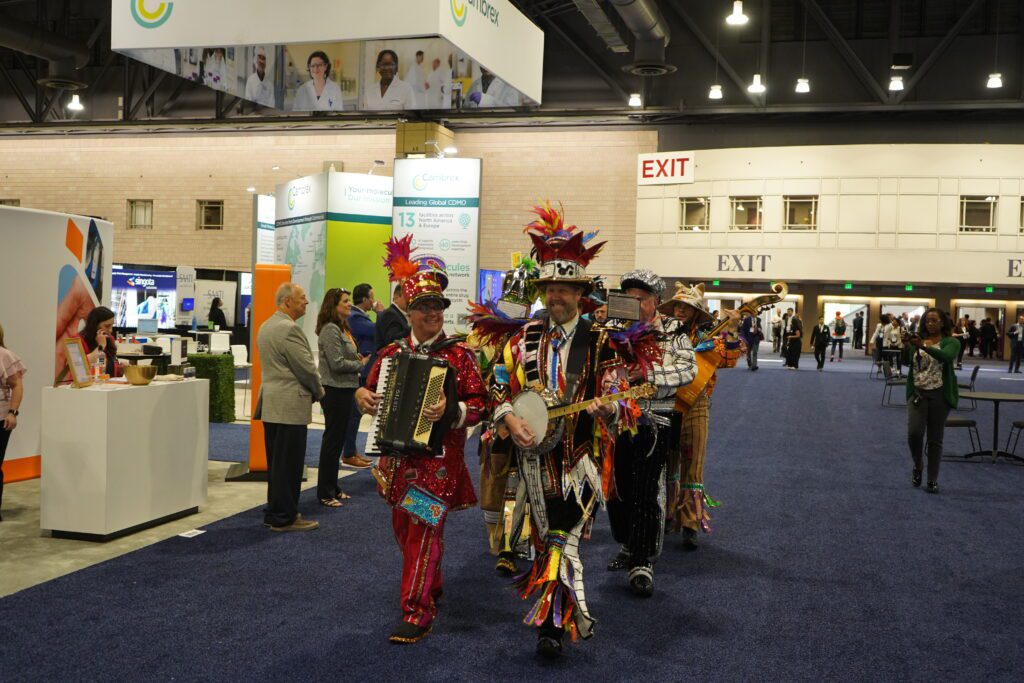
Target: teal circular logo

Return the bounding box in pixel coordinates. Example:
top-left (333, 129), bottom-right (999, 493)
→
top-left (458, 213), bottom-right (471, 228)
top-left (287, 187), bottom-right (296, 210)
top-left (439, 238), bottom-right (451, 251)
top-left (131, 1), bottom-right (174, 29)
top-left (451, 0), bottom-right (467, 27)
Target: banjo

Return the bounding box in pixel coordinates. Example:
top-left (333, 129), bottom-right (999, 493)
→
top-left (507, 383), bottom-right (656, 454)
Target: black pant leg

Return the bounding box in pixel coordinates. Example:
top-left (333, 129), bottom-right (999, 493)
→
top-left (0, 427), bottom-right (10, 509)
top-left (264, 422), bottom-right (307, 527)
top-left (924, 393), bottom-right (951, 483)
top-left (629, 424), bottom-right (667, 566)
top-left (607, 433), bottom-right (636, 547)
top-left (317, 386), bottom-right (354, 499)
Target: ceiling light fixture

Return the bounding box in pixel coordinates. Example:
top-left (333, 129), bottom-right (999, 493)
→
top-left (246, 186), bottom-right (256, 193)
top-left (368, 160), bottom-right (386, 175)
top-left (271, 165), bottom-right (280, 170)
top-left (66, 94), bottom-right (84, 111)
top-left (795, 77), bottom-right (810, 94)
top-left (989, 3), bottom-right (1002, 89)
top-left (987, 72), bottom-right (1003, 89)
top-left (747, 73), bottom-right (765, 94)
top-left (709, 84), bottom-right (723, 100)
top-left (795, 4), bottom-right (809, 94)
top-left (726, 1), bottom-right (748, 26)
top-left (709, 17), bottom-right (723, 101)
top-left (628, 93), bottom-right (642, 107)
top-left (888, 75), bottom-right (904, 91)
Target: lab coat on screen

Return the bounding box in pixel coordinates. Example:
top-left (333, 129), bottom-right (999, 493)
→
top-left (406, 62), bottom-right (428, 107)
top-left (292, 78), bottom-right (345, 111)
top-left (426, 67), bottom-right (452, 109)
top-left (467, 75), bottom-right (519, 107)
top-left (245, 72), bottom-right (275, 107)
top-left (364, 77), bottom-right (417, 110)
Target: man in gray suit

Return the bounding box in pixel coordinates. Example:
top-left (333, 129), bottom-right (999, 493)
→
top-left (256, 283), bottom-right (324, 531)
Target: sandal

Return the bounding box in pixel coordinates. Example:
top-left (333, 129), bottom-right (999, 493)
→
top-left (319, 498), bottom-right (343, 508)
top-left (336, 491), bottom-right (352, 500)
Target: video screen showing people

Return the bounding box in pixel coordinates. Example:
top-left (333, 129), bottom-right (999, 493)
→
top-left (283, 42), bottom-right (359, 112)
top-left (361, 39), bottom-right (455, 111)
top-left (177, 47), bottom-right (240, 95)
top-left (243, 45), bottom-right (278, 108)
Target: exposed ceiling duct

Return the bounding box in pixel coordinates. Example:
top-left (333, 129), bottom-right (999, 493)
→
top-left (0, 12), bottom-right (91, 90)
top-left (607, 0), bottom-right (675, 76)
top-left (571, 0), bottom-right (630, 53)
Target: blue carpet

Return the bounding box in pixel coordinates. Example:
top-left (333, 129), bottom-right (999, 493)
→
top-left (3, 354), bottom-right (1024, 681)
top-left (209, 423), bottom-right (343, 466)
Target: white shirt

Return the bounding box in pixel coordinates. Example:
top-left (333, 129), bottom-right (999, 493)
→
top-left (467, 75), bottom-right (519, 107)
top-left (245, 71), bottom-right (275, 107)
top-left (406, 62), bottom-right (427, 102)
top-left (426, 67), bottom-right (451, 109)
top-left (292, 79), bottom-right (345, 111)
top-left (548, 314), bottom-right (580, 396)
top-left (410, 330), bottom-right (467, 428)
top-left (364, 77), bottom-right (417, 111)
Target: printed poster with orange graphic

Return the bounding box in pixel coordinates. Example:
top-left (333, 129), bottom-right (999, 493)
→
top-left (0, 206), bottom-right (113, 482)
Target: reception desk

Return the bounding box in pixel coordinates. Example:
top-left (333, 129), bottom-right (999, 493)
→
top-left (41, 379), bottom-right (209, 541)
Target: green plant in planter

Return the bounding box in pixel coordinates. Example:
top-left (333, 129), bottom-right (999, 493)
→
top-left (188, 353), bottom-right (235, 423)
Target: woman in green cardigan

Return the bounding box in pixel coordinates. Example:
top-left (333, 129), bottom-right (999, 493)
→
top-left (905, 307), bottom-right (961, 493)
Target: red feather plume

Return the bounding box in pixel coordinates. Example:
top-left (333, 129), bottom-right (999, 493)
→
top-left (383, 234), bottom-right (418, 282)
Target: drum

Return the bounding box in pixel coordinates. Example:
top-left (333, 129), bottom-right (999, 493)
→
top-left (511, 391), bottom-right (548, 448)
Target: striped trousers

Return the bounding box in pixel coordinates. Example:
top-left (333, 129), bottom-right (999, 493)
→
top-left (392, 507), bottom-right (445, 628)
top-left (668, 391), bottom-right (713, 533)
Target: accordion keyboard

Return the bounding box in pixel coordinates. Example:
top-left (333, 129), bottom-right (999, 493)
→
top-left (365, 356), bottom-right (393, 455)
top-left (413, 365), bottom-right (449, 444)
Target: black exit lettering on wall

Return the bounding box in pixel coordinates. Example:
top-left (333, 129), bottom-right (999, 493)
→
top-left (1009, 259), bottom-right (1024, 277)
top-left (718, 254), bottom-right (772, 272)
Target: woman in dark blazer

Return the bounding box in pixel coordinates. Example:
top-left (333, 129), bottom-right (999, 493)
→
top-left (208, 297), bottom-right (228, 331)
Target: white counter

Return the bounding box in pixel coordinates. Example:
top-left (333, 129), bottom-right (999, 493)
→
top-left (40, 379), bottom-right (209, 541)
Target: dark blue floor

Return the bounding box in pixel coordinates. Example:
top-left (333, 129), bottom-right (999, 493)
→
top-left (3, 352), bottom-right (1024, 681)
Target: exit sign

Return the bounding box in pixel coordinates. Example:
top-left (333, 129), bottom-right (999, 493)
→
top-left (712, 280), bottom-right (720, 286)
top-left (905, 284), bottom-right (914, 291)
top-left (986, 286), bottom-right (994, 293)
top-left (844, 282), bottom-right (853, 290)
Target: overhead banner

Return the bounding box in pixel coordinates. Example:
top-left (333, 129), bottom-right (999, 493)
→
top-left (393, 157), bottom-right (481, 332)
top-left (111, 0), bottom-right (543, 110)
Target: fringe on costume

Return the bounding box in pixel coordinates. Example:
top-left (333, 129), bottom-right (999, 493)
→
top-left (512, 530), bottom-right (581, 642)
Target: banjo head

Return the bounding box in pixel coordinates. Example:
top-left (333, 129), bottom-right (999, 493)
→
top-left (511, 391), bottom-right (549, 447)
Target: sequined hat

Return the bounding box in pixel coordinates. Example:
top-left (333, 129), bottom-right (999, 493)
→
top-left (403, 255), bottom-right (451, 309)
top-left (524, 202), bottom-right (605, 296)
top-left (619, 269), bottom-right (666, 300)
top-left (657, 281), bottom-right (714, 323)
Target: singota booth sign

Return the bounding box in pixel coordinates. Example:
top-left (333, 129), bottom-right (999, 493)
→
top-left (111, 0), bottom-right (543, 112)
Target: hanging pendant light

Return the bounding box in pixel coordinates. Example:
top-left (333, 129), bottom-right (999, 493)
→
top-left (726, 1), bottom-right (749, 26)
top-left (66, 94), bottom-right (84, 111)
top-left (747, 73), bottom-right (765, 94)
top-left (987, 73), bottom-right (1003, 89)
top-left (709, 84), bottom-right (723, 100)
top-left (795, 77), bottom-right (810, 93)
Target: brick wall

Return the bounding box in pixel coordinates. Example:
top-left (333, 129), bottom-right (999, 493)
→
top-left (0, 128), bottom-right (655, 275)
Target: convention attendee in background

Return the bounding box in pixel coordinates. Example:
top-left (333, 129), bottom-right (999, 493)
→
top-left (366, 49), bottom-right (416, 111)
top-left (980, 318), bottom-right (997, 359)
top-left (207, 297), bottom-right (228, 331)
top-left (884, 316), bottom-right (905, 376)
top-left (739, 313), bottom-right (762, 371)
top-left (780, 308), bottom-right (793, 358)
top-left (255, 283), bottom-right (324, 531)
top-left (467, 67), bottom-right (519, 107)
top-left (852, 311), bottom-right (864, 349)
top-left (0, 323), bottom-right (25, 522)
top-left (341, 283), bottom-right (381, 469)
top-left (909, 314), bottom-right (921, 335)
top-left (292, 50), bottom-right (344, 111)
top-left (772, 312), bottom-right (783, 353)
top-left (872, 313), bottom-right (889, 363)
top-left (1008, 315), bottom-right (1024, 373)
top-left (202, 48), bottom-right (227, 91)
top-left (244, 46), bottom-right (275, 107)
top-left (784, 312), bottom-right (802, 369)
top-left (79, 306), bottom-right (119, 377)
top-left (811, 316), bottom-right (830, 371)
top-left (905, 308), bottom-right (960, 494)
top-left (830, 311), bottom-right (847, 362)
top-left (953, 317), bottom-right (968, 370)
top-left (406, 50), bottom-right (428, 108)
top-left (374, 284), bottom-right (410, 351)
top-left (425, 57), bottom-right (450, 109)
top-left (316, 288), bottom-right (365, 508)
top-left (966, 318), bottom-right (979, 357)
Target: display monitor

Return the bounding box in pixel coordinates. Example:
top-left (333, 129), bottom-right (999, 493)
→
top-left (181, 297), bottom-right (195, 312)
top-left (111, 265), bottom-right (178, 329)
top-left (137, 318), bottom-right (159, 335)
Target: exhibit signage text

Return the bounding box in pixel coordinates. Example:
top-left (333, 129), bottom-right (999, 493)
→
top-left (1009, 259), bottom-right (1024, 277)
top-left (637, 151), bottom-right (695, 186)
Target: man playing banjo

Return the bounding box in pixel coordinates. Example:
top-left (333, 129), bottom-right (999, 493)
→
top-left (487, 204), bottom-right (629, 659)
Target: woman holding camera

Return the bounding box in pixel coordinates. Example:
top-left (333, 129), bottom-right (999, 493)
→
top-left (905, 308), bottom-right (960, 493)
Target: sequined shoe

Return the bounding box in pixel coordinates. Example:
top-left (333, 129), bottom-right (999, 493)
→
top-left (926, 481), bottom-right (939, 494)
top-left (607, 547), bottom-right (631, 571)
top-left (495, 552), bottom-right (518, 576)
top-left (389, 622), bottom-right (431, 644)
top-left (912, 469), bottom-right (922, 488)
top-left (628, 565), bottom-right (654, 597)
top-left (536, 636), bottom-right (563, 659)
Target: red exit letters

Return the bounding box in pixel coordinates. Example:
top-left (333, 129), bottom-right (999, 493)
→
top-left (637, 151), bottom-right (696, 186)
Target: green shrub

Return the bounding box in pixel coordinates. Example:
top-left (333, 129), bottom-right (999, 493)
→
top-left (188, 353), bottom-right (235, 423)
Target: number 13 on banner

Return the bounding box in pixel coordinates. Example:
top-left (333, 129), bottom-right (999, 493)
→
top-left (398, 212), bottom-right (416, 229)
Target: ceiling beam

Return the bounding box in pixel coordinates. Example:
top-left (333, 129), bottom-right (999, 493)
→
top-left (896, 0), bottom-right (984, 103)
top-left (129, 69), bottom-right (167, 119)
top-left (666, 2), bottom-right (761, 108)
top-left (0, 59), bottom-right (36, 121)
top-left (798, 0), bottom-right (889, 103)
top-left (758, 0), bottom-right (771, 106)
top-left (156, 77), bottom-right (190, 117)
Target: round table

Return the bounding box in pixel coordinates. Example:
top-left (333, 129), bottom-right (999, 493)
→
top-left (958, 391), bottom-right (1024, 463)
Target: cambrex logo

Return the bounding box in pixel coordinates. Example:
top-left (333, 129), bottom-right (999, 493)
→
top-left (131, 0), bottom-right (174, 29)
top-left (451, 0), bottom-right (500, 27)
top-left (288, 183), bottom-right (312, 210)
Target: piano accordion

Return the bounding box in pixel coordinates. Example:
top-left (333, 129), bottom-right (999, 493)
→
top-left (366, 351), bottom-right (450, 457)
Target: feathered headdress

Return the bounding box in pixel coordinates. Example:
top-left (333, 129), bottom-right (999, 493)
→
top-left (382, 234), bottom-right (419, 283)
top-left (607, 322), bottom-right (664, 377)
top-left (467, 300), bottom-right (534, 350)
top-left (525, 202), bottom-right (605, 295)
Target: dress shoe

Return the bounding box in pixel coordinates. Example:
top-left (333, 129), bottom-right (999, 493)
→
top-left (389, 621), bottom-right (432, 644)
top-left (926, 481), bottom-right (939, 494)
top-left (607, 547), bottom-right (631, 571)
top-left (682, 527), bottom-right (699, 549)
top-left (536, 636), bottom-right (563, 659)
top-left (628, 567), bottom-right (654, 597)
top-left (495, 552), bottom-right (518, 576)
top-left (912, 470), bottom-right (922, 488)
top-left (270, 517), bottom-right (319, 532)
top-left (342, 455), bottom-right (372, 469)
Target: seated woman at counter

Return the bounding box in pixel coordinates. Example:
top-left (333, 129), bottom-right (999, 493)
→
top-left (79, 306), bottom-right (120, 377)
top-left (208, 297), bottom-right (228, 331)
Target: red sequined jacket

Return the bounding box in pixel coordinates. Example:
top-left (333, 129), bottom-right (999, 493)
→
top-left (366, 334), bottom-right (486, 511)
